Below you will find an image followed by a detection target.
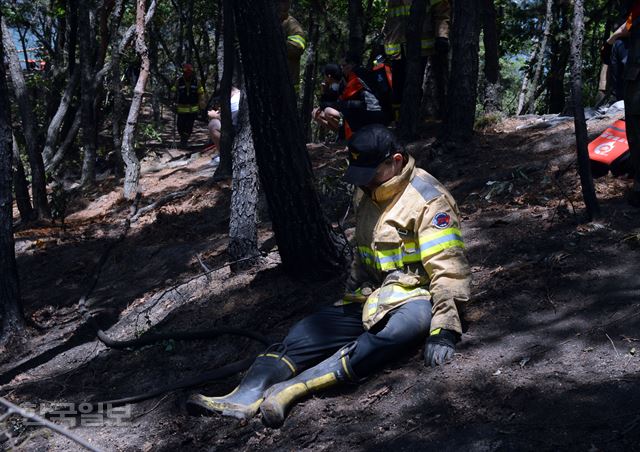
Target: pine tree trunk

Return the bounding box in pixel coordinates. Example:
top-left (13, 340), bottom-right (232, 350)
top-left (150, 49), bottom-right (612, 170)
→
top-left (348, 0), bottom-right (365, 64)
top-left (229, 91), bottom-right (260, 265)
top-left (570, 0), bottom-right (600, 220)
top-left (121, 0), bottom-right (152, 200)
top-left (12, 138), bottom-right (33, 221)
top-left (1, 19), bottom-right (50, 220)
top-left (42, 71), bottom-right (80, 167)
top-left (525, 0), bottom-right (553, 114)
top-left (67, 0), bottom-right (78, 76)
top-left (482, 0), bottom-right (501, 112)
top-left (398, 0), bottom-right (427, 141)
top-left (233, 0), bottom-right (348, 279)
top-left (547, 1), bottom-right (569, 114)
top-left (46, 109), bottom-right (82, 173)
top-left (149, 24), bottom-right (162, 126)
top-left (301, 1), bottom-right (321, 142)
top-left (0, 22), bottom-right (24, 342)
top-left (112, 24), bottom-right (124, 177)
top-left (516, 48), bottom-right (532, 115)
top-left (214, 0), bottom-right (235, 181)
top-left (444, 0), bottom-right (480, 144)
top-left (79, 2), bottom-right (98, 188)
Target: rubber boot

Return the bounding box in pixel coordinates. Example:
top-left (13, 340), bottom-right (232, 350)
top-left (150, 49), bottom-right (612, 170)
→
top-left (186, 352), bottom-right (296, 419)
top-left (260, 345), bottom-right (356, 428)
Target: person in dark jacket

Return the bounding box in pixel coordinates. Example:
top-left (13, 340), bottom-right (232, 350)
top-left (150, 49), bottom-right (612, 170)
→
top-left (171, 63), bottom-right (205, 147)
top-left (312, 54), bottom-right (388, 140)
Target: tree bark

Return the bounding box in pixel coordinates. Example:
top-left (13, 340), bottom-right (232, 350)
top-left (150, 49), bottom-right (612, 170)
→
top-left (516, 45), bottom-right (534, 115)
top-left (398, 0), bottom-right (427, 141)
top-left (111, 0), bottom-right (125, 176)
top-left (233, 0), bottom-right (348, 279)
top-left (482, 0), bottom-right (501, 112)
top-left (229, 90), bottom-right (260, 265)
top-left (121, 0), bottom-right (152, 200)
top-left (67, 0), bottom-right (78, 76)
top-left (444, 0), bottom-right (480, 144)
top-left (12, 137), bottom-right (33, 221)
top-left (1, 19), bottom-right (50, 220)
top-left (0, 20), bottom-right (24, 342)
top-left (525, 0), bottom-right (553, 114)
top-left (214, 0), bottom-right (235, 181)
top-left (301, 1), bottom-right (321, 142)
top-left (42, 71), bottom-right (80, 166)
top-left (570, 0), bottom-right (600, 220)
top-left (46, 108), bottom-right (82, 173)
top-left (348, 0), bottom-right (365, 64)
top-left (79, 2), bottom-right (98, 188)
top-left (547, 0), bottom-right (570, 114)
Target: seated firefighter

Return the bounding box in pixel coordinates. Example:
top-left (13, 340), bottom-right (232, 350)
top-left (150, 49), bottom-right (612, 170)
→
top-left (187, 124), bottom-right (471, 427)
top-left (313, 54), bottom-right (389, 140)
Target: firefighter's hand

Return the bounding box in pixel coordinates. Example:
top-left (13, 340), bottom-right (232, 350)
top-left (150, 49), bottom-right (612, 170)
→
top-left (423, 328), bottom-right (458, 367)
top-left (435, 37), bottom-right (449, 55)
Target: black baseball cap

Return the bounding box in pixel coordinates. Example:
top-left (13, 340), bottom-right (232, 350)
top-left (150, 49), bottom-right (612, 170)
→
top-left (344, 124), bottom-right (400, 185)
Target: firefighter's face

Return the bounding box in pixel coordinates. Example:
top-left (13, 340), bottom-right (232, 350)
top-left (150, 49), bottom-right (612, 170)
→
top-left (364, 153), bottom-right (404, 190)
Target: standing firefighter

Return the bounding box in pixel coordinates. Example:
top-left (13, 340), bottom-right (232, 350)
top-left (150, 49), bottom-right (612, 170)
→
top-left (172, 63), bottom-right (205, 147)
top-left (187, 125), bottom-right (471, 427)
top-left (384, 0), bottom-right (450, 120)
top-left (278, 0), bottom-right (306, 92)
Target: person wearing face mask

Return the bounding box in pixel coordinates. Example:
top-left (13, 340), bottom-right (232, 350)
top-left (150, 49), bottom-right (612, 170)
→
top-left (312, 54), bottom-right (388, 140)
top-left (187, 125), bottom-right (470, 428)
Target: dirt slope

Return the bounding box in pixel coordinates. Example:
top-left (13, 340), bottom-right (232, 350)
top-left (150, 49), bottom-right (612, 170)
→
top-left (2, 115), bottom-right (640, 452)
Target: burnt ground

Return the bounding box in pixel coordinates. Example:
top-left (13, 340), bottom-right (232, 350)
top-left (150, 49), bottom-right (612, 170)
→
top-left (1, 112), bottom-right (640, 452)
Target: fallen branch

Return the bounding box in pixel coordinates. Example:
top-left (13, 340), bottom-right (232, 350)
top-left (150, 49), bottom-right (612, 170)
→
top-left (130, 189), bottom-right (191, 222)
top-left (0, 397), bottom-right (103, 452)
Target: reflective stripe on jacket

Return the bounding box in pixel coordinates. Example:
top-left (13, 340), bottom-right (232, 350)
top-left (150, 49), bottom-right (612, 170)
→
top-left (282, 15), bottom-right (306, 88)
top-left (172, 76), bottom-right (204, 113)
top-left (383, 0), bottom-right (450, 58)
top-left (343, 156), bottom-right (470, 333)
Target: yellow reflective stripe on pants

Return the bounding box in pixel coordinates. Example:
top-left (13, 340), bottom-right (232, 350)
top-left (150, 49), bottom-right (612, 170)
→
top-left (418, 227), bottom-right (465, 259)
top-left (287, 34), bottom-right (306, 49)
top-left (367, 285), bottom-right (430, 316)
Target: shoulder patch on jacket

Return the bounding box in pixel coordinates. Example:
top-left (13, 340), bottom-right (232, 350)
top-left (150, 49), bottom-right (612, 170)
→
top-left (411, 174), bottom-right (441, 201)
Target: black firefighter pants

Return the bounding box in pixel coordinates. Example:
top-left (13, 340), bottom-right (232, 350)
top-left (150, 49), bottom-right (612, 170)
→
top-left (177, 112), bottom-right (198, 141)
top-left (281, 298), bottom-right (432, 378)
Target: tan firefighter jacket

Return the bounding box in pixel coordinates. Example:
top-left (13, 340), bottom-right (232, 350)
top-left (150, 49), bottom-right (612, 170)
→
top-left (341, 156), bottom-right (470, 334)
top-left (281, 15), bottom-right (306, 89)
top-left (383, 0), bottom-right (450, 58)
